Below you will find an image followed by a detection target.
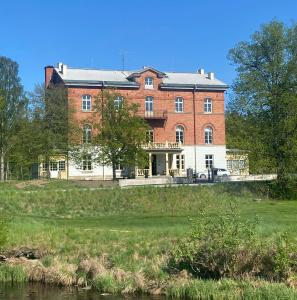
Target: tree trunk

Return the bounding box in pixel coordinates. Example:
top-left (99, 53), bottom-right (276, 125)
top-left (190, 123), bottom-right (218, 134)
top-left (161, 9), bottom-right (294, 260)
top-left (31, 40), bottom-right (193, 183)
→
top-left (0, 151), bottom-right (4, 181)
top-left (112, 162), bottom-right (116, 181)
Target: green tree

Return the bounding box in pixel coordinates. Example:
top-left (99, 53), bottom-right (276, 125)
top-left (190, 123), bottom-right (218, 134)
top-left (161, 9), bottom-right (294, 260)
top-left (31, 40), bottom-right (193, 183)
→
top-left (0, 56), bottom-right (25, 181)
top-left (29, 84), bottom-right (79, 178)
top-left (92, 90), bottom-right (149, 180)
top-left (228, 20), bottom-right (297, 192)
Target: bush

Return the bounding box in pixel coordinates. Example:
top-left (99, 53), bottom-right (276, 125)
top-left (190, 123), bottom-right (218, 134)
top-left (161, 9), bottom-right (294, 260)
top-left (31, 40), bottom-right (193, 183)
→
top-left (0, 214), bottom-right (9, 250)
top-left (169, 209), bottom-right (297, 282)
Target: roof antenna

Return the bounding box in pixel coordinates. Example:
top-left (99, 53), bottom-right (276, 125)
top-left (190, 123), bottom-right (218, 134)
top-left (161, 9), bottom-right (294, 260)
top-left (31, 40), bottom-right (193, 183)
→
top-left (120, 51), bottom-right (135, 71)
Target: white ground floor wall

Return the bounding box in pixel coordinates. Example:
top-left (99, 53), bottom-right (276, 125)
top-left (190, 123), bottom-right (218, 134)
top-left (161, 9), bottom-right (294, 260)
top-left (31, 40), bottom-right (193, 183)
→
top-left (45, 145), bottom-right (227, 180)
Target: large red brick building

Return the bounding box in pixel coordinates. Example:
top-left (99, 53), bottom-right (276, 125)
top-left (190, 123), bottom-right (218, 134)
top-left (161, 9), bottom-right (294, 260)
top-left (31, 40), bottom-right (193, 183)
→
top-left (45, 63), bottom-right (228, 180)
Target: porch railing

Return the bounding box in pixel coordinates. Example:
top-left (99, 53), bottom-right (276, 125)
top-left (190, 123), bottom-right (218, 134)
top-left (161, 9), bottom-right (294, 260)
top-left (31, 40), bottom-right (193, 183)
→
top-left (137, 169), bottom-right (150, 176)
top-left (142, 141), bottom-right (182, 150)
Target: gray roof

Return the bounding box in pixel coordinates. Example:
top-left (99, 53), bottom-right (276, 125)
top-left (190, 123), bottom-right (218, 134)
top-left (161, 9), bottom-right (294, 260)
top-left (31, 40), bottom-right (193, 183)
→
top-left (54, 66), bottom-right (228, 90)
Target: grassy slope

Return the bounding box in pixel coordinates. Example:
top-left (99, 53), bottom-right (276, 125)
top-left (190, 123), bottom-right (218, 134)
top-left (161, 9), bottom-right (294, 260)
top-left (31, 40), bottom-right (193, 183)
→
top-left (1, 180), bottom-right (297, 298)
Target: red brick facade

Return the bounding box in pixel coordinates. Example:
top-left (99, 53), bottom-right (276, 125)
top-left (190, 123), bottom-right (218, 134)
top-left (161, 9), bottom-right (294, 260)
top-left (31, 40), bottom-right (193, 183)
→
top-left (49, 69), bottom-right (226, 146)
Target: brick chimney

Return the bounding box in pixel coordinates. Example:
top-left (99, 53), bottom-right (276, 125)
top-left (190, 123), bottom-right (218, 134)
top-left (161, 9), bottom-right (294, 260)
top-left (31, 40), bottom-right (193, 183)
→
top-left (45, 66), bottom-right (54, 88)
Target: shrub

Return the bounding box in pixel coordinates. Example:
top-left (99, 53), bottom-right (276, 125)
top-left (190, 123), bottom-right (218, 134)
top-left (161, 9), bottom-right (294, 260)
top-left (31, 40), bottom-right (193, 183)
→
top-left (0, 214), bottom-right (9, 250)
top-left (169, 209), bottom-right (297, 282)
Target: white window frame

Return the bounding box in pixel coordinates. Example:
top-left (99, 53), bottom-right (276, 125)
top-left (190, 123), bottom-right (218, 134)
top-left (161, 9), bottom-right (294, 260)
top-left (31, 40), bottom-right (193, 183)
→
top-left (82, 95), bottom-right (92, 111)
top-left (176, 154), bottom-right (185, 170)
top-left (83, 124), bottom-right (92, 144)
top-left (176, 125), bottom-right (184, 143)
top-left (205, 154), bottom-right (214, 169)
top-left (50, 161), bottom-right (58, 171)
top-left (145, 77), bottom-right (154, 89)
top-left (146, 130), bottom-right (154, 143)
top-left (81, 155), bottom-right (92, 171)
top-left (204, 98), bottom-right (212, 113)
top-left (145, 96), bottom-right (154, 112)
top-left (204, 126), bottom-right (213, 144)
top-left (114, 96), bottom-right (123, 110)
top-left (58, 161), bottom-right (66, 171)
top-left (175, 97), bottom-right (184, 113)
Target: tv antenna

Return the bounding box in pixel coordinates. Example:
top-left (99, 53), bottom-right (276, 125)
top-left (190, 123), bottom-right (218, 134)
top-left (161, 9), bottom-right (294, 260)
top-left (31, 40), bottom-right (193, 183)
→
top-left (120, 51), bottom-right (135, 71)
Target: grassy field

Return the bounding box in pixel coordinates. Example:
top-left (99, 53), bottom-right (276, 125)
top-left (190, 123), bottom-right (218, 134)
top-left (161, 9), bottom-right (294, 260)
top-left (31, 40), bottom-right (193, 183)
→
top-left (0, 180), bottom-right (297, 299)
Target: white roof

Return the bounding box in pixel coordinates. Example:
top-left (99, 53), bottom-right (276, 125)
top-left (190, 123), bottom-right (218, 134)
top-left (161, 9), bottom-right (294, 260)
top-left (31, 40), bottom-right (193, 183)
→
top-left (164, 72), bottom-right (226, 86)
top-left (54, 66), bottom-right (228, 88)
top-left (55, 68), bottom-right (133, 82)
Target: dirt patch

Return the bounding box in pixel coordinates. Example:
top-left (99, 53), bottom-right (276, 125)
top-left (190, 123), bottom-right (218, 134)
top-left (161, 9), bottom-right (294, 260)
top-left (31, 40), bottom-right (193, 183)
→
top-left (15, 180), bottom-right (50, 189)
top-left (71, 180), bottom-right (118, 188)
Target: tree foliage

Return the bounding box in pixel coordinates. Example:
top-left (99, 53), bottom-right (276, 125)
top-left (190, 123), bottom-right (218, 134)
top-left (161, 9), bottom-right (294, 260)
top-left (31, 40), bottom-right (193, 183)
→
top-left (0, 56), bottom-right (25, 180)
top-left (227, 20), bottom-right (297, 192)
top-left (91, 90), bottom-right (149, 180)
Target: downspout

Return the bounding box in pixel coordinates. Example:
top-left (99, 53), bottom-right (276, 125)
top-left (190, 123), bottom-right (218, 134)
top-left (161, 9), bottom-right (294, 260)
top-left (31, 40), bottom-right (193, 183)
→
top-left (192, 85), bottom-right (197, 175)
top-left (101, 82), bottom-right (105, 180)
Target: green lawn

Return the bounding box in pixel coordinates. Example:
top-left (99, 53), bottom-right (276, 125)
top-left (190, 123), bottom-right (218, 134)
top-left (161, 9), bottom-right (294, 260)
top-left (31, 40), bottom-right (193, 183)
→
top-left (1, 180), bottom-right (297, 298)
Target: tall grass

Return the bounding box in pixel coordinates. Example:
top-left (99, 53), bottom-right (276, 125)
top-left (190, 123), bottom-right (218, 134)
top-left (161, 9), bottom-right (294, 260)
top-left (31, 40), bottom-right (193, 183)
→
top-left (0, 182), bottom-right (297, 297)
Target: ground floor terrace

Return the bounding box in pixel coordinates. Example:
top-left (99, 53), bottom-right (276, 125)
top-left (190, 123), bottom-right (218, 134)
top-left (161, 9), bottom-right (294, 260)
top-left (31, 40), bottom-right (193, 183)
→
top-left (39, 142), bottom-right (228, 180)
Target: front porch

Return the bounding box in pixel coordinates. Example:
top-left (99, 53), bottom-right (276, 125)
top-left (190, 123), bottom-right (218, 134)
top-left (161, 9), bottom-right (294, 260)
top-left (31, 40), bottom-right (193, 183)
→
top-left (136, 141), bottom-right (185, 177)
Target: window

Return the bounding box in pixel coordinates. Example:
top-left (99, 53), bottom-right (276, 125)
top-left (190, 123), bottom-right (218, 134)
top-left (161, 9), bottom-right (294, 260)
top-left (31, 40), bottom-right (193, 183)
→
top-left (204, 98), bottom-right (212, 113)
top-left (175, 97), bottom-right (184, 112)
top-left (204, 126), bottom-right (213, 144)
top-left (50, 161), bottom-right (58, 171)
top-left (176, 154), bottom-right (185, 170)
top-left (82, 155), bottom-right (92, 171)
top-left (145, 96), bottom-right (153, 112)
top-left (83, 124), bottom-right (92, 144)
top-left (205, 154), bottom-right (213, 169)
top-left (42, 162), bottom-right (48, 171)
top-left (176, 125), bottom-right (184, 143)
top-left (59, 161), bottom-right (66, 171)
top-left (227, 160), bottom-right (246, 170)
top-left (82, 95), bottom-right (91, 111)
top-left (145, 77), bottom-right (153, 89)
top-left (114, 96), bottom-right (123, 110)
top-left (146, 130), bottom-right (154, 142)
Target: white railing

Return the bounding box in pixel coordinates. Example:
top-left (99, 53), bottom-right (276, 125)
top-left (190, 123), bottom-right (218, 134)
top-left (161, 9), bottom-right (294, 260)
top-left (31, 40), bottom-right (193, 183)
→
top-left (142, 141), bottom-right (182, 150)
top-left (137, 169), bottom-right (149, 176)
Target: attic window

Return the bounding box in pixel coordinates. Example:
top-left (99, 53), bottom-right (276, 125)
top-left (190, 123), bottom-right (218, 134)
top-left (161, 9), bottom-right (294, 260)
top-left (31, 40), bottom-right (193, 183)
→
top-left (145, 77), bottom-right (153, 89)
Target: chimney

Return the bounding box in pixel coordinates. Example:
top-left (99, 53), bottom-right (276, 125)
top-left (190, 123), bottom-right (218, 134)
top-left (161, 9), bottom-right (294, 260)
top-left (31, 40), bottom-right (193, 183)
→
top-left (197, 68), bottom-right (205, 75)
top-left (208, 72), bottom-right (214, 80)
top-left (61, 64), bottom-right (68, 75)
top-left (57, 62), bottom-right (63, 72)
top-left (44, 66), bottom-right (54, 88)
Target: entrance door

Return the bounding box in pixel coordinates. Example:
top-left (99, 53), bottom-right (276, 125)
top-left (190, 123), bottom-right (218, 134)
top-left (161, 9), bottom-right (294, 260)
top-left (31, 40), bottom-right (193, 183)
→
top-left (152, 154), bottom-right (157, 176)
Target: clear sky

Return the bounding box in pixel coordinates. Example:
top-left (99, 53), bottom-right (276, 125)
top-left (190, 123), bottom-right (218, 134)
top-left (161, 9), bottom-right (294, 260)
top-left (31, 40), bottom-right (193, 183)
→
top-left (0, 0), bottom-right (296, 92)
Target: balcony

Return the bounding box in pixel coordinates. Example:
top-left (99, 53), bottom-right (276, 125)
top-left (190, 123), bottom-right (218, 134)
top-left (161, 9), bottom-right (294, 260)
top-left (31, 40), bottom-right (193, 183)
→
top-left (138, 110), bottom-right (168, 120)
top-left (142, 141), bottom-right (183, 151)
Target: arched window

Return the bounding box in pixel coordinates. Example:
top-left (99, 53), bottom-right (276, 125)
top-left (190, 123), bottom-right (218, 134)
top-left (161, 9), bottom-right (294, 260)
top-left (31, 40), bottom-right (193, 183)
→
top-left (175, 97), bottom-right (184, 112)
top-left (204, 126), bottom-right (213, 144)
top-left (82, 95), bottom-right (91, 111)
top-left (114, 96), bottom-right (123, 110)
top-left (176, 125), bottom-right (184, 143)
top-left (83, 124), bottom-right (92, 144)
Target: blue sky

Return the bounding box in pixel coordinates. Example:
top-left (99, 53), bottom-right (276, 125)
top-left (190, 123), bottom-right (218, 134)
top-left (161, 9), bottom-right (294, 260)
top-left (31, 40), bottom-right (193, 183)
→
top-left (0, 0), bottom-right (296, 92)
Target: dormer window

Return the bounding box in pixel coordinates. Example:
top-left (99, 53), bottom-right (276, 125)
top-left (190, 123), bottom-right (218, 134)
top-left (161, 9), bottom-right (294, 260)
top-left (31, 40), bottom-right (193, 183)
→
top-left (145, 77), bottom-right (153, 89)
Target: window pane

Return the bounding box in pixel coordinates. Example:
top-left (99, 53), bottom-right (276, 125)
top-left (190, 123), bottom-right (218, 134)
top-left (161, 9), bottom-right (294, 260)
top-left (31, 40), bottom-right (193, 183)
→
top-left (82, 95), bottom-right (91, 111)
top-left (145, 96), bottom-right (153, 111)
top-left (176, 126), bottom-right (184, 143)
top-left (175, 97), bottom-right (184, 112)
top-left (59, 161), bottom-right (66, 171)
top-left (205, 127), bottom-right (213, 144)
top-left (50, 162), bottom-right (58, 171)
top-left (204, 98), bottom-right (212, 113)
